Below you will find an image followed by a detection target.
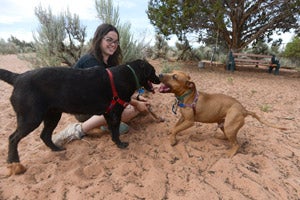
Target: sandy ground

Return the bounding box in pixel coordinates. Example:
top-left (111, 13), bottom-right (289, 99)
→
top-left (0, 54), bottom-right (299, 200)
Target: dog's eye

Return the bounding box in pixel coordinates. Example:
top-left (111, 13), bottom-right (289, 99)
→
top-left (172, 74), bottom-right (177, 80)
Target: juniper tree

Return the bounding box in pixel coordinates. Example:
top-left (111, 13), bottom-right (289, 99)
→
top-left (147, 0), bottom-right (300, 52)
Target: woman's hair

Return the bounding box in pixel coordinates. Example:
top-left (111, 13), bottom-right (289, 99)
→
top-left (88, 23), bottom-right (123, 66)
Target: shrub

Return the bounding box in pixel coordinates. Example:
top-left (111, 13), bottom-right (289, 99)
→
top-left (33, 5), bottom-right (86, 67)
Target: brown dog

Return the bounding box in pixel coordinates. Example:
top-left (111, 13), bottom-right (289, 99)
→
top-left (159, 70), bottom-right (286, 157)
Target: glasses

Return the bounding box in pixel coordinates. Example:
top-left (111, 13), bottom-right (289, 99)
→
top-left (103, 37), bottom-right (119, 46)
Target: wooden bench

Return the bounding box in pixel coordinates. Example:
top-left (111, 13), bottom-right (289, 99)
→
top-left (226, 51), bottom-right (280, 75)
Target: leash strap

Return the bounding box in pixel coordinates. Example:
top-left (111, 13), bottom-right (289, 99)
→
top-left (126, 65), bottom-right (145, 96)
top-left (105, 69), bottom-right (129, 113)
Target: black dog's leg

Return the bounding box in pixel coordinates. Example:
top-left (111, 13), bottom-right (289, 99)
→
top-left (111, 122), bottom-right (129, 149)
top-left (41, 111), bottom-right (64, 151)
top-left (8, 130), bottom-right (23, 163)
top-left (105, 113), bottom-right (128, 149)
top-left (8, 115), bottom-right (43, 163)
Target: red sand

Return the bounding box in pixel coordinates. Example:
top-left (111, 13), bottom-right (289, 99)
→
top-left (0, 54), bottom-right (299, 199)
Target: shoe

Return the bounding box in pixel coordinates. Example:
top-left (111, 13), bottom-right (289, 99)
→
top-left (52, 123), bottom-right (85, 147)
top-left (100, 122), bottom-right (129, 135)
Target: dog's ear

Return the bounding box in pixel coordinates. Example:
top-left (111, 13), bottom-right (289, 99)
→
top-left (186, 81), bottom-right (195, 90)
top-left (142, 60), bottom-right (154, 77)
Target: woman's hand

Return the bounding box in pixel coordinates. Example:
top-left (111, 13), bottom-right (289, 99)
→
top-left (130, 98), bottom-right (150, 113)
top-left (136, 94), bottom-right (148, 102)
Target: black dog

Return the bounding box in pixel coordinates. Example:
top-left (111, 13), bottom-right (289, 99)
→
top-left (0, 59), bottom-right (160, 175)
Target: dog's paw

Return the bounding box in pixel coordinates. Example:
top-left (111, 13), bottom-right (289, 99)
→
top-left (117, 142), bottom-right (129, 149)
top-left (7, 162), bottom-right (27, 176)
top-left (227, 145), bottom-right (240, 158)
top-left (51, 146), bottom-right (66, 151)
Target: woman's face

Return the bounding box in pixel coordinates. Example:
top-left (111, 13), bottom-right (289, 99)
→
top-left (100, 31), bottom-right (119, 59)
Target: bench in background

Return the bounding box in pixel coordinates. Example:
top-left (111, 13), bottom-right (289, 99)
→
top-left (226, 51), bottom-right (280, 75)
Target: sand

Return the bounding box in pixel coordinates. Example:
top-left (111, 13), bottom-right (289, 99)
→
top-left (0, 54), bottom-right (299, 199)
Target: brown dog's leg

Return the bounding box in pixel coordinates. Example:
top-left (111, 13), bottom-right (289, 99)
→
top-left (223, 107), bottom-right (245, 157)
top-left (224, 125), bottom-right (240, 157)
top-left (7, 162), bottom-right (27, 176)
top-left (214, 122), bottom-right (228, 140)
top-left (227, 140), bottom-right (240, 158)
top-left (170, 119), bottom-right (194, 146)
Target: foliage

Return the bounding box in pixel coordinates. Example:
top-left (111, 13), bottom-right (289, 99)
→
top-left (0, 38), bottom-right (18, 54)
top-left (0, 37), bottom-right (35, 54)
top-left (160, 60), bottom-right (181, 73)
top-left (282, 36), bottom-right (300, 68)
top-left (151, 34), bottom-right (169, 59)
top-left (147, 0), bottom-right (300, 51)
top-left (175, 40), bottom-right (202, 61)
top-left (279, 57), bottom-right (300, 71)
top-left (247, 40), bottom-right (270, 55)
top-left (283, 36), bottom-right (300, 58)
top-left (33, 5), bottom-right (86, 67)
top-left (218, 53), bottom-right (229, 65)
top-left (8, 36), bottom-right (35, 53)
top-left (260, 104), bottom-right (272, 113)
top-left (95, 0), bottom-right (119, 26)
top-left (95, 0), bottom-right (149, 63)
top-left (227, 77), bottom-right (234, 85)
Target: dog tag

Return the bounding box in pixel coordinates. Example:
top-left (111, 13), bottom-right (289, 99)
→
top-left (138, 88), bottom-right (145, 94)
top-left (178, 103), bottom-right (185, 107)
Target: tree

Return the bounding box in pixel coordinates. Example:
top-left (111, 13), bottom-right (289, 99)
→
top-left (147, 0), bottom-right (300, 52)
top-left (95, 0), bottom-right (149, 63)
top-left (33, 5), bottom-right (86, 67)
top-left (283, 36), bottom-right (300, 60)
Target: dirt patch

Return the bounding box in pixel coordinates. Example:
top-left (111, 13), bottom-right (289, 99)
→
top-left (0, 55), bottom-right (299, 199)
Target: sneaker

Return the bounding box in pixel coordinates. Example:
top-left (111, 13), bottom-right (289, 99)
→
top-left (100, 122), bottom-right (129, 135)
top-left (52, 123), bottom-right (85, 147)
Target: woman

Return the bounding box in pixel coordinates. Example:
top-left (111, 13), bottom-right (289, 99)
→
top-left (52, 23), bottom-right (150, 146)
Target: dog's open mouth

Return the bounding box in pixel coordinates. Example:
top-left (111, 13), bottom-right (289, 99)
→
top-left (147, 81), bottom-right (155, 93)
top-left (159, 83), bottom-right (171, 93)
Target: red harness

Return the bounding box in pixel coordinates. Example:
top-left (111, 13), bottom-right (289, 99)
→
top-left (105, 69), bottom-right (129, 113)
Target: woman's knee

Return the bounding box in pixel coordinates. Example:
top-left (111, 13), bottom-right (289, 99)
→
top-left (121, 105), bottom-right (140, 122)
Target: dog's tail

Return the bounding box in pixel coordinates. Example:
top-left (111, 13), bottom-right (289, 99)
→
top-left (0, 68), bottom-right (19, 85)
top-left (246, 110), bottom-right (287, 130)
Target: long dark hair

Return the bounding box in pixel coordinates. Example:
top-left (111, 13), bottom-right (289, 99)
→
top-left (88, 23), bottom-right (122, 66)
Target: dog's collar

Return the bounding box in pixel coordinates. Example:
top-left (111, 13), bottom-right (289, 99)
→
top-left (172, 90), bottom-right (199, 115)
top-left (175, 90), bottom-right (193, 102)
top-left (126, 65), bottom-right (145, 95)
